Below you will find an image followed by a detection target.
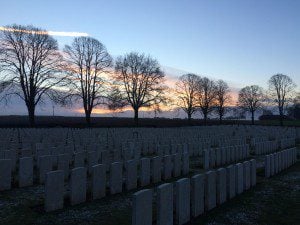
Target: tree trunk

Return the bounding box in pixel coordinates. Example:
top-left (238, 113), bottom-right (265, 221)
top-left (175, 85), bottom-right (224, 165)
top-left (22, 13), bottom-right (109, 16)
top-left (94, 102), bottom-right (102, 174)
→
top-left (27, 104), bottom-right (35, 127)
top-left (219, 114), bottom-right (222, 124)
top-left (85, 110), bottom-right (91, 126)
top-left (203, 113), bottom-right (207, 125)
top-left (279, 107), bottom-right (284, 126)
top-left (134, 108), bottom-right (139, 126)
top-left (251, 111), bottom-right (254, 125)
top-left (188, 113), bottom-right (192, 124)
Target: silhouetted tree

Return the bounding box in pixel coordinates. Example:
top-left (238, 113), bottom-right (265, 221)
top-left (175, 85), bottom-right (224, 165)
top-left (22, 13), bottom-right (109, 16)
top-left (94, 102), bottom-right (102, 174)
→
top-left (197, 77), bottom-right (216, 124)
top-left (215, 79), bottom-right (231, 123)
top-left (268, 74), bottom-right (296, 126)
top-left (238, 85), bottom-right (264, 125)
top-left (63, 37), bottom-right (112, 125)
top-left (287, 93), bottom-right (300, 119)
top-left (152, 102), bottom-right (162, 118)
top-left (106, 86), bottom-right (127, 116)
top-left (0, 24), bottom-right (65, 126)
top-left (0, 81), bottom-right (10, 104)
top-left (114, 52), bottom-right (166, 125)
top-left (262, 109), bottom-right (273, 116)
top-left (0, 81), bottom-right (9, 93)
top-left (175, 73), bottom-right (201, 122)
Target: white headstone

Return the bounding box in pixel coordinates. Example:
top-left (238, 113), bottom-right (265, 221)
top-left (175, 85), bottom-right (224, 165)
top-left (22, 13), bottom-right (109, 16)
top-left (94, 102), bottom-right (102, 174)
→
top-left (70, 167), bottom-right (87, 205)
top-left (151, 156), bottom-right (161, 183)
top-left (140, 158), bottom-right (150, 187)
top-left (250, 159), bottom-right (256, 187)
top-left (216, 168), bottom-right (227, 205)
top-left (163, 155), bottom-right (172, 180)
top-left (126, 159), bottom-right (137, 190)
top-left (92, 164), bottom-right (106, 200)
top-left (19, 157), bottom-right (33, 187)
top-left (205, 170), bottom-right (217, 211)
top-left (39, 155), bottom-right (53, 184)
top-left (243, 161), bottom-right (251, 190)
top-left (235, 163), bottom-right (244, 194)
top-left (175, 178), bottom-right (190, 225)
top-left (0, 159), bottom-right (11, 191)
top-left (226, 165), bottom-right (236, 199)
top-left (157, 183), bottom-right (173, 225)
top-left (110, 162), bottom-right (123, 194)
top-left (265, 155), bottom-right (270, 178)
top-left (45, 170), bottom-right (64, 212)
top-left (191, 174), bottom-right (204, 217)
top-left (132, 189), bottom-right (152, 225)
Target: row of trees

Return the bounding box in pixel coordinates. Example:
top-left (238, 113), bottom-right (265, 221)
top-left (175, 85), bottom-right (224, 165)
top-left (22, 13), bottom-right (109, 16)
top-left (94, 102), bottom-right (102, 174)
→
top-left (0, 24), bottom-right (298, 126)
top-left (238, 74), bottom-right (297, 126)
top-left (0, 25), bottom-right (167, 126)
top-left (175, 74), bottom-right (231, 124)
top-left (175, 73), bottom-right (297, 126)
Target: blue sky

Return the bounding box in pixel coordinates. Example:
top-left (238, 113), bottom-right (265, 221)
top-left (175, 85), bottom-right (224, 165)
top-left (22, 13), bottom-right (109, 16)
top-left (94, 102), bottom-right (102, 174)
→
top-left (1, 0), bottom-right (299, 89)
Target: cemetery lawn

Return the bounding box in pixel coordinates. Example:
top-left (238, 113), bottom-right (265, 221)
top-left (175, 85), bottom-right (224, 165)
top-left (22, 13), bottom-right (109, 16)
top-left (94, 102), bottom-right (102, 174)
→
top-left (191, 161), bottom-right (300, 225)
top-left (0, 162), bottom-right (299, 225)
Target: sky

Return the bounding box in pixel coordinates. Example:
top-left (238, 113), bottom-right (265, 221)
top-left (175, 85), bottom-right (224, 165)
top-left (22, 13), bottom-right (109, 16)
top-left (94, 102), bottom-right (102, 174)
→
top-left (0, 0), bottom-right (299, 117)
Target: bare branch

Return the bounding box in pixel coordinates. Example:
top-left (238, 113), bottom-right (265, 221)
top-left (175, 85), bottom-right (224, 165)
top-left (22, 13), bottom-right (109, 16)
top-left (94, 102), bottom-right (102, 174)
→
top-left (237, 85), bottom-right (265, 124)
top-left (175, 73), bottom-right (200, 121)
top-left (113, 52), bottom-right (167, 125)
top-left (0, 24), bottom-right (65, 125)
top-left (268, 73), bottom-right (296, 125)
top-left (197, 77), bottom-right (217, 123)
top-left (62, 36), bottom-right (112, 124)
top-left (214, 79), bottom-right (232, 123)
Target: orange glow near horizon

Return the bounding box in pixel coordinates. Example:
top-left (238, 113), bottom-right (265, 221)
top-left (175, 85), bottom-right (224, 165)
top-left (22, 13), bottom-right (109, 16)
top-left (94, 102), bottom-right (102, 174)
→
top-left (74, 93), bottom-right (238, 116)
top-left (76, 108), bottom-right (118, 115)
top-left (73, 71), bottom-right (239, 115)
top-left (75, 105), bottom-right (173, 115)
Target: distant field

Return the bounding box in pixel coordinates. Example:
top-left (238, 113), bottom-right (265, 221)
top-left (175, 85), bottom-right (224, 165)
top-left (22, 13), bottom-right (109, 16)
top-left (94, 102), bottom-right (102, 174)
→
top-left (0, 115), bottom-right (299, 127)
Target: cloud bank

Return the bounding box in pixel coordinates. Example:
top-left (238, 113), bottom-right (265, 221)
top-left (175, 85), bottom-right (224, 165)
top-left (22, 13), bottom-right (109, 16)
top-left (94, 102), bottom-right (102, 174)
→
top-left (0, 26), bottom-right (88, 37)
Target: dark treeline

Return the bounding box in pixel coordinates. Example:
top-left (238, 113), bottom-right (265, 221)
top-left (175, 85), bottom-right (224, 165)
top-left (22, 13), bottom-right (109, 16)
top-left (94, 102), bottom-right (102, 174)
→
top-left (0, 24), bottom-right (298, 126)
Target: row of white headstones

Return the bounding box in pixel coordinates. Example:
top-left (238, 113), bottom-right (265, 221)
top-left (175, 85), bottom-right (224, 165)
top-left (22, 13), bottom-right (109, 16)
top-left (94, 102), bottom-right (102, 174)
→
top-left (132, 147), bottom-right (297, 225)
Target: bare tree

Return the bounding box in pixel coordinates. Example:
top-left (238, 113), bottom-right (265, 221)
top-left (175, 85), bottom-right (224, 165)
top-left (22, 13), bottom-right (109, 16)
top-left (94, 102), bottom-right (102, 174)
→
top-left (152, 103), bottom-right (162, 118)
top-left (238, 85), bottom-right (264, 125)
top-left (268, 74), bottom-right (296, 126)
top-left (0, 81), bottom-right (10, 104)
top-left (0, 24), bottom-right (65, 126)
top-left (63, 37), bottom-right (112, 125)
top-left (106, 85), bottom-right (127, 116)
top-left (0, 81), bottom-right (9, 93)
top-left (215, 79), bottom-right (231, 124)
top-left (114, 52), bottom-right (166, 125)
top-left (175, 73), bottom-right (201, 122)
top-left (197, 77), bottom-right (216, 124)
top-left (287, 93), bottom-right (300, 119)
